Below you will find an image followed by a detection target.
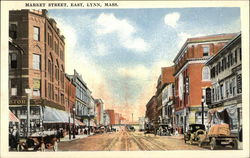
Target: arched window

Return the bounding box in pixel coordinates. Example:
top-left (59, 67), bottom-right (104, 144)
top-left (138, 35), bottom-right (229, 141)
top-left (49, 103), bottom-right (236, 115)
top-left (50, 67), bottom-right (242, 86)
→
top-left (202, 66), bottom-right (210, 81)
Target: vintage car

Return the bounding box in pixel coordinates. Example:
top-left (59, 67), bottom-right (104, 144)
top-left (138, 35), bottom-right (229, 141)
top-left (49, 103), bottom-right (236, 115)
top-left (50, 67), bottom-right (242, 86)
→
top-left (184, 124), bottom-right (206, 145)
top-left (198, 124), bottom-right (238, 150)
top-left (157, 124), bottom-right (171, 136)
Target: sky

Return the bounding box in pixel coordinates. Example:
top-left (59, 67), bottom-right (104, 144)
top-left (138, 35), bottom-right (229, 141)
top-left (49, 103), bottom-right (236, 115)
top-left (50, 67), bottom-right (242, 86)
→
top-left (48, 7), bottom-right (240, 121)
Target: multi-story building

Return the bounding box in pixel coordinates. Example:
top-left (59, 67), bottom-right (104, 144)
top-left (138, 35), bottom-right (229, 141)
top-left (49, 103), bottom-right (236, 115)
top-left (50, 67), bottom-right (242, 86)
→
top-left (103, 111), bottom-right (110, 126)
top-left (161, 66), bottom-right (175, 127)
top-left (64, 74), bottom-right (76, 113)
top-left (95, 99), bottom-right (104, 126)
top-left (105, 109), bottom-right (115, 125)
top-left (154, 66), bottom-right (175, 124)
top-left (205, 33), bottom-right (241, 135)
top-left (173, 33), bottom-right (237, 133)
top-left (145, 96), bottom-right (157, 123)
top-left (9, 9), bottom-right (69, 136)
top-left (68, 70), bottom-right (92, 123)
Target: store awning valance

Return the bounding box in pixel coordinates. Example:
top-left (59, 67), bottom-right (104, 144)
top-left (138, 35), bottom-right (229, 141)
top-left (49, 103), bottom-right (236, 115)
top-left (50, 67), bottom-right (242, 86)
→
top-left (9, 110), bottom-right (20, 123)
top-left (43, 106), bottom-right (74, 123)
top-left (75, 119), bottom-right (85, 126)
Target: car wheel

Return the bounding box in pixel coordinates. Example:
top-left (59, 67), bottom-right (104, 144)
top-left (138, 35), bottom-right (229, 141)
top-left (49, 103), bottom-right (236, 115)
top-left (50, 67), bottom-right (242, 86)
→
top-left (189, 139), bottom-right (193, 145)
top-left (17, 144), bottom-right (22, 152)
top-left (210, 137), bottom-right (217, 150)
top-left (232, 139), bottom-right (238, 150)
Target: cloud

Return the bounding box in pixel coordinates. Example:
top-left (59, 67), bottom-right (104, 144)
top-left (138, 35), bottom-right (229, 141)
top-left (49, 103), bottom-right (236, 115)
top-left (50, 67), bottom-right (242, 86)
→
top-left (117, 64), bottom-right (150, 80)
top-left (96, 13), bottom-right (150, 52)
top-left (164, 12), bottom-right (180, 28)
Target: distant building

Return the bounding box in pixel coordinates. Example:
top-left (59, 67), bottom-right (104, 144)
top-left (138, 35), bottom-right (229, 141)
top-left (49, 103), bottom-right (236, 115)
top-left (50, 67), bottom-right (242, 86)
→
top-left (206, 33), bottom-right (241, 135)
top-left (145, 96), bottom-right (157, 123)
top-left (68, 70), bottom-right (92, 123)
top-left (161, 66), bottom-right (175, 127)
top-left (95, 99), bottom-right (104, 126)
top-left (173, 33), bottom-right (237, 133)
top-left (105, 109), bottom-right (115, 125)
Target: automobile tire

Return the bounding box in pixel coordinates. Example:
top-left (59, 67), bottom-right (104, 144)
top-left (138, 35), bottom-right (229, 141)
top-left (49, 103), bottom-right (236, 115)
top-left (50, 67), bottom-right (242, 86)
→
top-left (210, 137), bottom-right (217, 150)
top-left (17, 144), bottom-right (22, 152)
top-left (53, 141), bottom-right (58, 152)
top-left (232, 140), bottom-right (238, 150)
top-left (189, 139), bottom-right (193, 145)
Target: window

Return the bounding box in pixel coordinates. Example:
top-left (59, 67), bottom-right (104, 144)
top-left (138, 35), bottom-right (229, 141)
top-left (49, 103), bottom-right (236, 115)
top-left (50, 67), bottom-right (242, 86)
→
top-left (33, 27), bottom-right (40, 41)
top-left (220, 84), bottom-right (224, 100)
top-left (202, 66), bottom-right (210, 81)
top-left (225, 81), bottom-right (229, 98)
top-left (234, 49), bottom-right (238, 63)
top-left (33, 54), bottom-right (41, 70)
top-left (9, 23), bottom-right (17, 39)
top-left (232, 78), bottom-right (236, 96)
top-left (10, 53), bottom-right (17, 69)
top-left (33, 79), bottom-right (41, 96)
top-left (239, 48), bottom-right (242, 61)
top-left (203, 46), bottom-right (210, 56)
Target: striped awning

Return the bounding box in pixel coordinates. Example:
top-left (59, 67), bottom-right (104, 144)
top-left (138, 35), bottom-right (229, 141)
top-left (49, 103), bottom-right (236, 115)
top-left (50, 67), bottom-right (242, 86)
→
top-left (43, 106), bottom-right (74, 123)
top-left (9, 110), bottom-right (20, 123)
top-left (75, 119), bottom-right (85, 126)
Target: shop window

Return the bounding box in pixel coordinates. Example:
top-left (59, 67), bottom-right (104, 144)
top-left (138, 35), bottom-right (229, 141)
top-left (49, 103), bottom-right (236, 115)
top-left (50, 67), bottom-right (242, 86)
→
top-left (33, 26), bottom-right (40, 41)
top-left (33, 54), bottom-right (41, 70)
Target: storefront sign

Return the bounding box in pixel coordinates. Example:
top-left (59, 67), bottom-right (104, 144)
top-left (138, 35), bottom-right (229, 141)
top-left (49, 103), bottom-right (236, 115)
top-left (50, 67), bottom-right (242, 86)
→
top-left (9, 99), bottom-right (26, 105)
top-left (205, 87), bottom-right (211, 105)
top-left (9, 99), bottom-right (43, 105)
top-left (185, 77), bottom-right (189, 94)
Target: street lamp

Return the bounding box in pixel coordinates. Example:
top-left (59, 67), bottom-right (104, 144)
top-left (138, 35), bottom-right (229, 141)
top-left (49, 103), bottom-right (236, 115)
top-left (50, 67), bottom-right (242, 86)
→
top-left (88, 112), bottom-right (90, 135)
top-left (73, 107), bottom-right (76, 139)
top-left (25, 87), bottom-right (31, 137)
top-left (201, 98), bottom-right (205, 125)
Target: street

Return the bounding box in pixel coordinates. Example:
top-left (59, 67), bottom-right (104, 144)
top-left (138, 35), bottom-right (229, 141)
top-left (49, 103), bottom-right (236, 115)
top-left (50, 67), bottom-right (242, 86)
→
top-left (58, 127), bottom-right (205, 151)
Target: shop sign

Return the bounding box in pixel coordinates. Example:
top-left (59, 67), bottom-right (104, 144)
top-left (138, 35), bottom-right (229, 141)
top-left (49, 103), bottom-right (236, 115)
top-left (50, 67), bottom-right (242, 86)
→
top-left (185, 77), bottom-right (189, 94)
top-left (9, 99), bottom-right (26, 105)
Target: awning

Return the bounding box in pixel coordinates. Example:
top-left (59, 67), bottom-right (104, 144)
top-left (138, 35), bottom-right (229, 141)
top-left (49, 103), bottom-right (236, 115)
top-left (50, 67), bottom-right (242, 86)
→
top-left (43, 106), bottom-right (74, 123)
top-left (75, 119), bottom-right (85, 126)
top-left (9, 110), bottom-right (20, 123)
top-left (90, 120), bottom-right (96, 127)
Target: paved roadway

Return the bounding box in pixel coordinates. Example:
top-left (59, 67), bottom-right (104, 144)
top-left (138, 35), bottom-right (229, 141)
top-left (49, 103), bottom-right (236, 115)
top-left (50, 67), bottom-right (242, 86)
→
top-left (58, 127), bottom-right (206, 151)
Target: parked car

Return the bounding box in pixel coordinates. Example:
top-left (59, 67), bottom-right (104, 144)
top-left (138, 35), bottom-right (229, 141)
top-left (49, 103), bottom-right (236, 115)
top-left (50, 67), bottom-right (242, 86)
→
top-left (157, 124), bottom-right (171, 136)
top-left (184, 124), bottom-right (206, 145)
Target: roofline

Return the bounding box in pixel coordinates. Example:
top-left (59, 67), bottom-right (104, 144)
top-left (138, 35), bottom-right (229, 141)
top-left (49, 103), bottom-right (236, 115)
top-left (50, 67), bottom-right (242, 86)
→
top-left (206, 32), bottom-right (241, 66)
top-left (173, 33), bottom-right (238, 63)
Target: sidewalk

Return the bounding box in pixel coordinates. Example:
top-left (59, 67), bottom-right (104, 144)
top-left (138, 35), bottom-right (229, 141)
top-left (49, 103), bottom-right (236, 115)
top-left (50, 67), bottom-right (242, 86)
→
top-left (60, 133), bottom-right (94, 142)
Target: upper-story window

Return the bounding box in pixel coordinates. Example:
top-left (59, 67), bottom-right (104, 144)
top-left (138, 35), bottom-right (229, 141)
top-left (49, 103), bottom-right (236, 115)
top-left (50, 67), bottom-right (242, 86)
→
top-left (203, 46), bottom-right (210, 57)
top-left (9, 22), bottom-right (17, 39)
top-left (33, 54), bottom-right (41, 70)
top-left (202, 66), bottom-right (210, 81)
top-left (34, 27), bottom-right (40, 41)
top-left (10, 53), bottom-right (17, 69)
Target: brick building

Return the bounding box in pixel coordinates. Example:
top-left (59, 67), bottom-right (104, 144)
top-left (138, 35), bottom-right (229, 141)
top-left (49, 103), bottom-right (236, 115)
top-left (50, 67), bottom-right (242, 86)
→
top-left (9, 9), bottom-right (69, 136)
top-left (173, 33), bottom-right (237, 133)
top-left (161, 66), bottom-right (175, 126)
top-left (65, 74), bottom-right (76, 113)
top-left (155, 66), bottom-right (175, 124)
top-left (105, 109), bottom-right (115, 125)
top-left (145, 96), bottom-right (157, 123)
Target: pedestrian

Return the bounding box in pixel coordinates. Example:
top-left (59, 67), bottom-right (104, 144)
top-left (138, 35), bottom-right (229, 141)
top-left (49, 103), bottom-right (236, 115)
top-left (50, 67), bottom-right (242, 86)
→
top-left (56, 129), bottom-right (61, 142)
